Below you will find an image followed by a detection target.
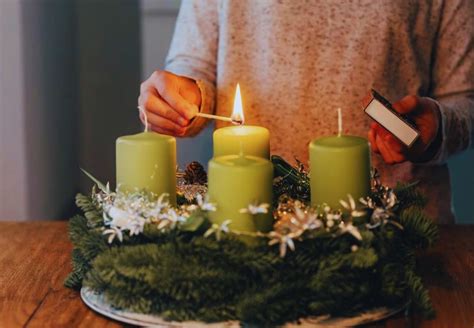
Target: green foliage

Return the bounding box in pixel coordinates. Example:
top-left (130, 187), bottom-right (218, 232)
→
top-left (400, 207), bottom-right (438, 249)
top-left (66, 160), bottom-right (438, 325)
top-left (405, 270), bottom-right (435, 319)
top-left (272, 155), bottom-right (310, 202)
top-left (394, 182), bottom-right (428, 209)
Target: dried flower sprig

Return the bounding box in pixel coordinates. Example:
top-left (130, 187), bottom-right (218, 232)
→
top-left (85, 164), bottom-right (405, 257)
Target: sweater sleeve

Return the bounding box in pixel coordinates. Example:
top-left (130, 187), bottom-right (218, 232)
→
top-left (425, 0), bottom-right (474, 164)
top-left (165, 0), bottom-right (219, 137)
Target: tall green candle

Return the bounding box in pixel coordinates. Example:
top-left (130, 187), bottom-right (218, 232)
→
top-left (213, 84), bottom-right (270, 158)
top-left (213, 125), bottom-right (270, 158)
top-left (116, 132), bottom-right (176, 204)
top-left (309, 135), bottom-right (371, 209)
top-left (208, 154), bottom-right (274, 235)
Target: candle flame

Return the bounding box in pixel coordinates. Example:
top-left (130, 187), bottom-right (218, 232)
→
top-left (231, 84), bottom-right (244, 125)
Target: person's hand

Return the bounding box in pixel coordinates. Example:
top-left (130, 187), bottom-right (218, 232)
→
top-left (138, 70), bottom-right (201, 136)
top-left (368, 95), bottom-right (442, 164)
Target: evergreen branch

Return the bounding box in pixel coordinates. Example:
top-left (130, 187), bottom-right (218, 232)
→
top-left (64, 160), bottom-right (438, 325)
top-left (394, 182), bottom-right (427, 209)
top-left (405, 270), bottom-right (435, 319)
top-left (399, 207), bottom-right (438, 249)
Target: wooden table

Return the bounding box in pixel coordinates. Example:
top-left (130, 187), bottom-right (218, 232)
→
top-left (0, 221), bottom-right (472, 328)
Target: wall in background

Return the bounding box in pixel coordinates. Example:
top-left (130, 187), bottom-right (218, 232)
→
top-left (0, 1), bottom-right (29, 220)
top-left (449, 152), bottom-right (474, 224)
top-left (0, 0), bottom-right (142, 220)
top-left (0, 0), bottom-right (77, 220)
top-left (140, 0), bottom-right (473, 223)
top-left (76, 0), bottom-right (141, 193)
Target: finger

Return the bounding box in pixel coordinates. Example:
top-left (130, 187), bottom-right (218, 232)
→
top-left (373, 122), bottom-right (392, 140)
top-left (150, 125), bottom-right (181, 137)
top-left (159, 86), bottom-right (198, 121)
top-left (376, 134), bottom-right (395, 164)
top-left (141, 91), bottom-right (189, 127)
top-left (373, 123), bottom-right (407, 155)
top-left (146, 110), bottom-right (186, 136)
top-left (368, 128), bottom-right (379, 153)
top-left (384, 134), bottom-right (404, 154)
top-left (377, 134), bottom-right (406, 164)
top-left (383, 136), bottom-right (406, 162)
top-left (392, 95), bottom-right (420, 115)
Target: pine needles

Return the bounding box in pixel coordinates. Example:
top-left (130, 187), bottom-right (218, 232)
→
top-left (65, 172), bottom-right (439, 325)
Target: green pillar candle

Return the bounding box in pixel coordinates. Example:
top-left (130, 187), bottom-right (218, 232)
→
top-left (116, 132), bottom-right (176, 205)
top-left (208, 154), bottom-right (273, 235)
top-left (213, 125), bottom-right (270, 158)
top-left (309, 136), bottom-right (371, 209)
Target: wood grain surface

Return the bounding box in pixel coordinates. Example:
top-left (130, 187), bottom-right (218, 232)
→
top-left (0, 221), bottom-right (472, 328)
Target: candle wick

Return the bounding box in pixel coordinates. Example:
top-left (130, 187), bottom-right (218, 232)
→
top-left (337, 107), bottom-right (342, 137)
top-left (137, 106), bottom-right (149, 132)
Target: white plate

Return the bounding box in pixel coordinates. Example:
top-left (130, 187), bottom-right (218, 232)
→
top-left (81, 287), bottom-right (405, 327)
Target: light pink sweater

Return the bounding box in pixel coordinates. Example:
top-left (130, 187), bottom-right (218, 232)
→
top-left (166, 0), bottom-right (474, 223)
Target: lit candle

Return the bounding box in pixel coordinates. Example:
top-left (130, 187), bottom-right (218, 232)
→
top-left (208, 154), bottom-right (274, 237)
top-left (116, 131), bottom-right (177, 205)
top-left (213, 84), bottom-right (270, 158)
top-left (309, 108), bottom-right (371, 209)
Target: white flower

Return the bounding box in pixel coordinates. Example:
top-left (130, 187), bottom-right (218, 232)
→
top-left (126, 216), bottom-right (147, 236)
top-left (268, 231), bottom-right (296, 257)
top-left (339, 221), bottom-right (363, 240)
top-left (106, 206), bottom-right (135, 228)
top-left (340, 194), bottom-right (366, 218)
top-left (103, 226), bottom-right (123, 244)
top-left (359, 196), bottom-right (375, 209)
top-left (293, 206), bottom-right (322, 231)
top-left (351, 245), bottom-right (359, 252)
top-left (240, 202), bottom-right (269, 215)
top-left (204, 219), bottom-right (231, 240)
top-left (156, 193), bottom-right (171, 209)
top-left (323, 204), bottom-right (342, 221)
top-left (196, 194), bottom-right (217, 212)
top-left (158, 208), bottom-right (187, 230)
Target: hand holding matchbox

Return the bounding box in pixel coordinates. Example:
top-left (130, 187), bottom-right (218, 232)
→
top-left (364, 90), bottom-right (443, 164)
top-left (363, 89), bottom-right (420, 147)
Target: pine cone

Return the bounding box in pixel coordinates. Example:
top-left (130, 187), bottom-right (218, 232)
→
top-left (184, 161), bottom-right (207, 185)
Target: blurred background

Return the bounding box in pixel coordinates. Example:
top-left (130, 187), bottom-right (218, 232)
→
top-left (0, 0), bottom-right (472, 223)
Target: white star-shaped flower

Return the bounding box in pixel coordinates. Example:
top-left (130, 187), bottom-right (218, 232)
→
top-left (196, 194), bottom-right (217, 212)
top-left (268, 231), bottom-right (296, 257)
top-left (240, 202), bottom-right (270, 215)
top-left (340, 194), bottom-right (366, 218)
top-left (339, 221), bottom-right (363, 241)
top-left (204, 219), bottom-right (232, 240)
top-left (103, 226), bottom-right (123, 244)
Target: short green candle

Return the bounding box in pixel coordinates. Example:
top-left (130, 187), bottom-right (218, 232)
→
top-left (208, 155), bottom-right (274, 235)
top-left (213, 126), bottom-right (270, 158)
top-left (309, 136), bottom-right (371, 209)
top-left (116, 132), bottom-right (176, 204)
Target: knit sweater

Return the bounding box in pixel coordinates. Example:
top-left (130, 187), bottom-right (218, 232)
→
top-left (165, 0), bottom-right (474, 223)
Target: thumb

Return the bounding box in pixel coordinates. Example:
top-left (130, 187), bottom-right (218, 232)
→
top-left (392, 95), bottom-right (421, 115)
top-left (160, 87), bottom-right (199, 121)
